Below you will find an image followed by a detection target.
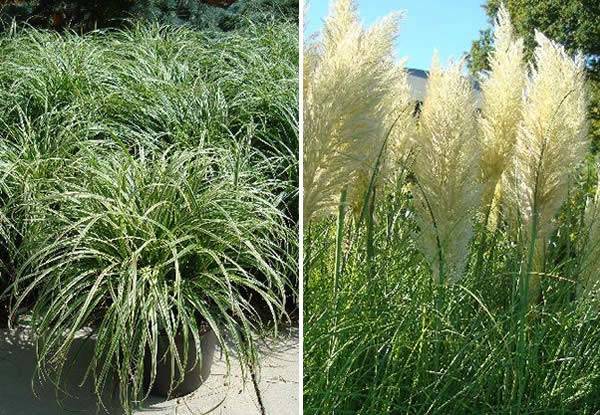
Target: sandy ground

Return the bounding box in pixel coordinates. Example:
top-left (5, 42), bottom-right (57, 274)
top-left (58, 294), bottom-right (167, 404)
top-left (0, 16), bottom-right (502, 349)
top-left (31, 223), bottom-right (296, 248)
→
top-left (0, 327), bottom-right (299, 415)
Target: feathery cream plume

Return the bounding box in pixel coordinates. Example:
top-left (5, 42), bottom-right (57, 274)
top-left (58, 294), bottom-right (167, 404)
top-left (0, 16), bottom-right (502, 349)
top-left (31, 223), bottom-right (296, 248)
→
top-left (303, 0), bottom-right (402, 222)
top-left (380, 65), bottom-right (416, 183)
top-left (505, 31), bottom-right (588, 297)
top-left (413, 56), bottom-right (482, 283)
top-left (479, 4), bottom-right (525, 225)
top-left (347, 64), bottom-right (416, 216)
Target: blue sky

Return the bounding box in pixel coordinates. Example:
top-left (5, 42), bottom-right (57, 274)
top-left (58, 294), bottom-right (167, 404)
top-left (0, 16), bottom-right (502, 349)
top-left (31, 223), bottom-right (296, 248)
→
top-left (305, 1), bottom-right (490, 70)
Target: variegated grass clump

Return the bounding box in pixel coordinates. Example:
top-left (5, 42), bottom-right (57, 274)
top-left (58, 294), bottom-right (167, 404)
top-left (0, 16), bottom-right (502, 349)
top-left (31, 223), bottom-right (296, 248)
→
top-left (10, 147), bottom-right (292, 414)
top-left (413, 57), bottom-right (482, 283)
top-left (479, 4), bottom-right (525, 223)
top-left (0, 22), bottom-right (298, 414)
top-left (303, 0), bottom-right (404, 221)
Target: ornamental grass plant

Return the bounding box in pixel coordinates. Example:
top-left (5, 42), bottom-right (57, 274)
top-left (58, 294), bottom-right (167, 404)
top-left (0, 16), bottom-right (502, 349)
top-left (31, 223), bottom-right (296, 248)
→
top-left (304, 1), bottom-right (599, 413)
top-left (0, 19), bottom-right (297, 414)
top-left (11, 147), bottom-right (292, 410)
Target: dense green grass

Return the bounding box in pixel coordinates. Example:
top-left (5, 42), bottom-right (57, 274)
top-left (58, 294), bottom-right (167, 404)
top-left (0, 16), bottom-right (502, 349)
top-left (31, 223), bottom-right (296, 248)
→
top-left (0, 22), bottom-right (297, 161)
top-left (304, 163), bottom-right (600, 414)
top-left (0, 21), bottom-right (297, 413)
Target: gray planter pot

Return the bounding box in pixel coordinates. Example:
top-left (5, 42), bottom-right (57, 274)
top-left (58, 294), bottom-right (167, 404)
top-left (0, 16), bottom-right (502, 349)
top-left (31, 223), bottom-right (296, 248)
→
top-left (150, 329), bottom-right (217, 398)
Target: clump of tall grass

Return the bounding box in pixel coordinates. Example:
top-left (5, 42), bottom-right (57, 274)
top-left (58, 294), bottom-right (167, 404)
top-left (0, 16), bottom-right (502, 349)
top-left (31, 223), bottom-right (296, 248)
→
top-left (0, 20), bottom-right (297, 413)
top-left (0, 20), bottom-right (298, 267)
top-left (10, 147), bottom-right (292, 412)
top-left (304, 2), bottom-right (599, 413)
top-left (0, 22), bottom-right (298, 179)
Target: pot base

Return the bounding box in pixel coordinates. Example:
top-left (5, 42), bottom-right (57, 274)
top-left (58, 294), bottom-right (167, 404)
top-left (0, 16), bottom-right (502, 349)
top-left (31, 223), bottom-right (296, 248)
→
top-left (149, 329), bottom-right (217, 398)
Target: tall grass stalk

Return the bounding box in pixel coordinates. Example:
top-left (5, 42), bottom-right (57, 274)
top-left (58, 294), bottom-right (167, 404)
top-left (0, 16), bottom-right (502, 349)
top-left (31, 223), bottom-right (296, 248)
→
top-left (413, 56), bottom-right (482, 284)
top-left (505, 30), bottom-right (588, 303)
top-left (333, 188), bottom-right (348, 299)
top-left (479, 4), bottom-right (525, 223)
top-left (580, 167), bottom-right (600, 296)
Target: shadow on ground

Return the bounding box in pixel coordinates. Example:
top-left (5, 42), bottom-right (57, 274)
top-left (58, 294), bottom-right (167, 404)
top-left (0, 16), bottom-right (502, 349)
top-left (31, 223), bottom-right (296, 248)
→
top-left (0, 326), bottom-right (299, 415)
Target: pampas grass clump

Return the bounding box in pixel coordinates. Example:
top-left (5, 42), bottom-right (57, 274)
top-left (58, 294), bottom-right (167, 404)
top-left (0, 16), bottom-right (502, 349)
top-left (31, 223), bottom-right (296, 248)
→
top-left (305, 2), bottom-right (598, 413)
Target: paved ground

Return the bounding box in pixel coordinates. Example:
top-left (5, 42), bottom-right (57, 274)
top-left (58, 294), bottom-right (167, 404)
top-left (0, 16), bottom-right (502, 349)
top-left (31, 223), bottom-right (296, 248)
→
top-left (0, 327), bottom-right (299, 415)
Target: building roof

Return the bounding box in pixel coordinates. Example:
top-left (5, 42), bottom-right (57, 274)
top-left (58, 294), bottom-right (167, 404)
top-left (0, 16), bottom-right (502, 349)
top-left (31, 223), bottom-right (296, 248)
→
top-left (406, 67), bottom-right (482, 107)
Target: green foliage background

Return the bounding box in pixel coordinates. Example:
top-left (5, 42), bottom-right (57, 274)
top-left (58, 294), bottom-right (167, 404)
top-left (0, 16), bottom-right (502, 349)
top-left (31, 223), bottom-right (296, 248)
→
top-left (468, 0), bottom-right (600, 150)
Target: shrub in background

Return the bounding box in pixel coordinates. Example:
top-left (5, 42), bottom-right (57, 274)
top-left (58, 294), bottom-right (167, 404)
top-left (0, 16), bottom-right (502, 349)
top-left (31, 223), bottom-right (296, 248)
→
top-left (133, 0), bottom-right (298, 31)
top-left (0, 0), bottom-right (298, 32)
